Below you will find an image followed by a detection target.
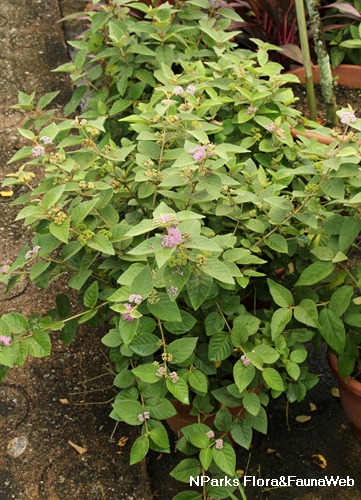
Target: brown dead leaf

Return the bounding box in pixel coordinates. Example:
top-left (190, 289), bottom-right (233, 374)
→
top-left (312, 454), bottom-right (327, 469)
top-left (295, 415), bottom-right (312, 423)
top-left (236, 469), bottom-right (244, 478)
top-left (266, 448), bottom-right (276, 454)
top-left (331, 387), bottom-right (340, 398)
top-left (117, 436), bottom-right (129, 447)
top-left (309, 402), bottom-right (317, 412)
top-left (59, 399), bottom-right (69, 405)
top-left (341, 424), bottom-right (347, 430)
top-left (68, 440), bottom-right (87, 455)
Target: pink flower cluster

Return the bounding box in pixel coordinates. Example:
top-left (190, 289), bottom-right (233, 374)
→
top-left (0, 336), bottom-right (11, 346)
top-left (340, 111), bottom-right (357, 124)
top-left (190, 143), bottom-right (215, 162)
top-left (162, 227), bottom-right (183, 248)
top-left (265, 123), bottom-right (286, 140)
top-left (32, 145), bottom-right (45, 158)
top-left (215, 439), bottom-right (224, 449)
top-left (122, 303), bottom-right (135, 322)
top-left (128, 294), bottom-right (142, 305)
top-left (206, 430), bottom-right (215, 439)
top-left (169, 371), bottom-right (179, 384)
top-left (241, 354), bottom-right (251, 367)
top-left (137, 411), bottom-right (150, 423)
top-left (154, 213), bottom-right (176, 226)
top-left (0, 264), bottom-right (8, 274)
top-left (25, 245), bottom-right (41, 260)
top-left (173, 85), bottom-right (197, 95)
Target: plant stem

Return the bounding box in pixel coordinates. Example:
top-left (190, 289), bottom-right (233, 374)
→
top-left (305, 0), bottom-right (338, 126)
top-left (295, 0), bottom-right (317, 120)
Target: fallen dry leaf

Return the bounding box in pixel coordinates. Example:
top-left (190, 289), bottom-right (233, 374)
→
top-left (331, 387), bottom-right (340, 398)
top-left (117, 436), bottom-right (129, 447)
top-left (266, 448), bottom-right (276, 454)
top-left (68, 440), bottom-right (87, 455)
top-left (0, 190), bottom-right (13, 197)
top-left (59, 399), bottom-right (69, 405)
top-left (312, 454), bottom-right (327, 469)
top-left (341, 424), bottom-right (347, 430)
top-left (295, 415), bottom-right (312, 423)
top-left (236, 469), bottom-right (244, 478)
top-left (309, 402), bottom-right (317, 412)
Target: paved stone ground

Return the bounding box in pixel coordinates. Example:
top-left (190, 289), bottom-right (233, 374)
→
top-left (0, 1), bottom-right (361, 500)
top-left (0, 1), bottom-right (151, 499)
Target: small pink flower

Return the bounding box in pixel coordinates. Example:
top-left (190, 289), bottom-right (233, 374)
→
top-left (32, 145), bottom-right (45, 158)
top-left (173, 86), bottom-right (184, 95)
top-left (206, 430), bottom-right (215, 439)
top-left (25, 245), bottom-right (41, 260)
top-left (162, 227), bottom-right (183, 248)
top-left (0, 336), bottom-right (11, 346)
top-left (143, 411), bottom-right (150, 420)
top-left (186, 84), bottom-right (196, 95)
top-left (246, 106), bottom-right (258, 115)
top-left (138, 413), bottom-right (145, 423)
top-left (169, 371), bottom-right (179, 384)
top-left (215, 439), bottom-right (223, 449)
top-left (122, 303), bottom-right (135, 322)
top-left (40, 136), bottom-right (53, 144)
top-left (161, 99), bottom-right (176, 106)
top-left (168, 286), bottom-right (178, 297)
top-left (340, 111), bottom-right (357, 124)
top-left (156, 366), bottom-right (167, 378)
top-left (0, 265), bottom-right (8, 274)
top-left (129, 294), bottom-right (142, 305)
top-left (241, 355), bottom-right (251, 367)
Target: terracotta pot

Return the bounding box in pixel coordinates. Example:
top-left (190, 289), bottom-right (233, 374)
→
top-left (287, 64), bottom-right (361, 89)
top-left (166, 400), bottom-right (246, 436)
top-left (290, 128), bottom-right (361, 146)
top-left (328, 351), bottom-right (361, 444)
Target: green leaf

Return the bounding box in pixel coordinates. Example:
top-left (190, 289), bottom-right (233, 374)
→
top-left (15, 205), bottom-right (44, 221)
top-left (26, 331), bottom-right (51, 357)
top-left (87, 234), bottom-right (115, 255)
top-left (231, 420), bottom-right (252, 450)
top-left (289, 349), bottom-right (308, 363)
top-left (149, 423), bottom-right (170, 449)
top-left (311, 247), bottom-right (334, 261)
top-left (186, 271), bottom-right (213, 310)
top-left (318, 309), bottom-right (346, 354)
top-left (328, 286), bottom-right (354, 317)
top-left (208, 332), bottom-right (233, 361)
top-left (41, 185), bottom-right (65, 210)
top-left (233, 360), bottom-right (256, 393)
top-left (148, 293), bottom-right (181, 321)
top-left (262, 368), bottom-right (284, 391)
top-left (201, 259), bottom-right (235, 285)
top-left (254, 345), bottom-right (280, 364)
top-left (29, 261), bottom-right (51, 281)
top-left (199, 448), bottom-right (213, 470)
top-left (168, 338), bottom-right (198, 364)
top-left (129, 264), bottom-right (153, 299)
top-left (265, 233), bottom-right (288, 253)
top-left (113, 370), bottom-right (135, 388)
top-left (271, 308), bottom-right (292, 339)
top-left (130, 435), bottom-right (149, 465)
top-left (214, 406), bottom-right (233, 432)
top-left (189, 370), bottom-right (208, 394)
top-left (49, 220), bottom-right (70, 243)
top-left (1, 313), bottom-right (28, 333)
top-left (188, 431), bottom-right (209, 449)
top-left (83, 281), bottom-right (98, 308)
top-left (286, 360), bottom-right (301, 380)
top-left (243, 393), bottom-right (261, 416)
top-left (129, 333), bottom-right (160, 356)
top-left (295, 261), bottom-right (335, 287)
top-left (212, 442), bottom-right (236, 476)
top-left (132, 363), bottom-right (160, 384)
top-left (101, 329), bottom-right (121, 347)
top-left (166, 377), bottom-right (189, 404)
top-left (112, 399), bottom-right (144, 425)
top-left (71, 199), bottom-right (98, 224)
top-left (147, 399), bottom-right (177, 420)
top-left (246, 406), bottom-right (268, 434)
top-left (38, 91), bottom-right (60, 109)
top-left (170, 459), bottom-right (201, 483)
top-left (294, 299), bottom-right (319, 328)
top-left (267, 279), bottom-right (293, 307)
top-left (339, 217), bottom-right (361, 252)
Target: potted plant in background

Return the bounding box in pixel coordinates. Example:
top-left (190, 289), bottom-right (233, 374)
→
top-left (0, 1), bottom-right (360, 498)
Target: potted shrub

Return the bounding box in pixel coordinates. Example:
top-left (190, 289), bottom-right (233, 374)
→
top-left (0, 1), bottom-right (360, 498)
